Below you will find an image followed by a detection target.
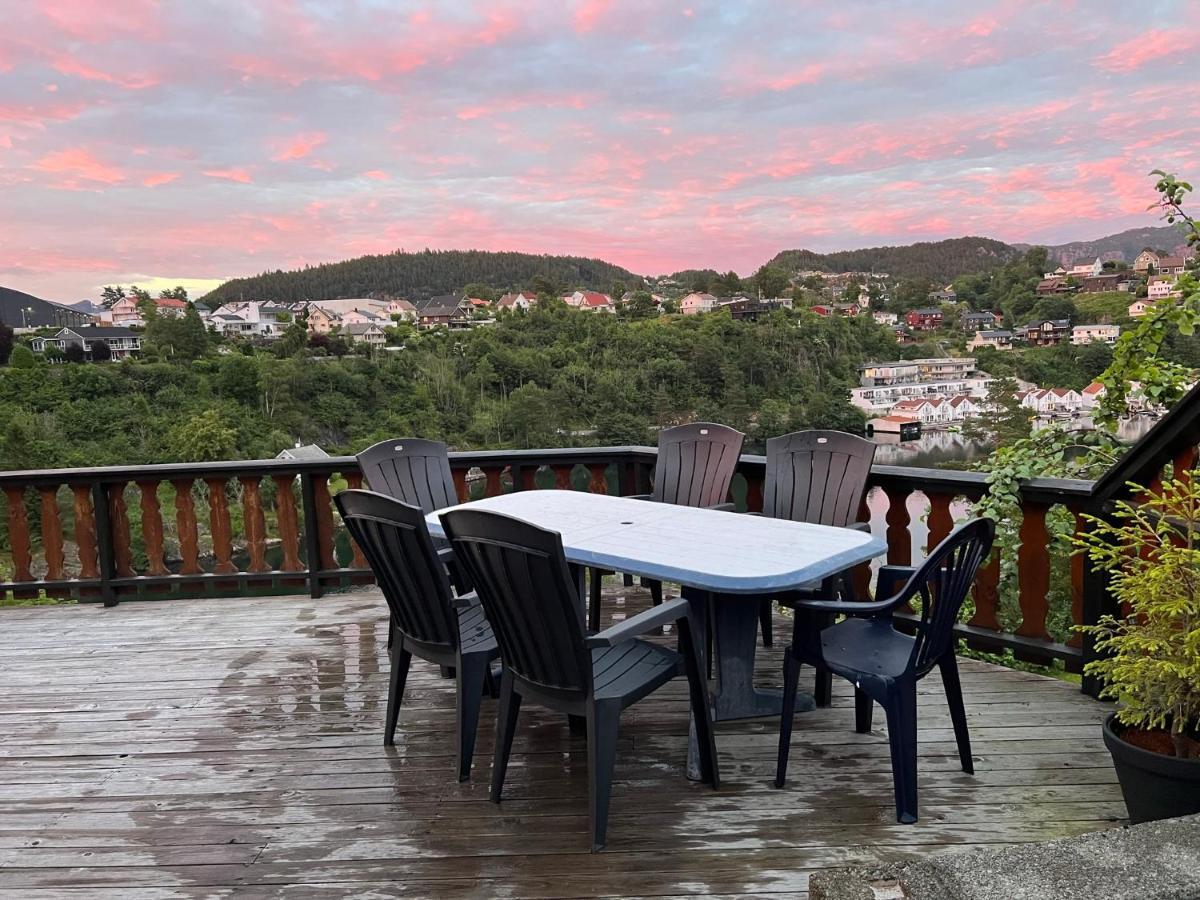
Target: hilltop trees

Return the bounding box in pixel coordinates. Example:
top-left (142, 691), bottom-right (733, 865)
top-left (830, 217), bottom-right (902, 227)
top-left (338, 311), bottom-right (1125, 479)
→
top-left (0, 320), bottom-right (12, 366)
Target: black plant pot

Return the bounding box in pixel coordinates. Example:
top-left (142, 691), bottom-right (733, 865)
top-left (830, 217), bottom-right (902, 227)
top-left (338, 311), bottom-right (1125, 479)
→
top-left (1102, 713), bottom-right (1200, 824)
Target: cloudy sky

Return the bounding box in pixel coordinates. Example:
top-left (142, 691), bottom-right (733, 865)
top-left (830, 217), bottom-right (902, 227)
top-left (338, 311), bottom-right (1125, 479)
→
top-left (1, 0), bottom-right (1198, 301)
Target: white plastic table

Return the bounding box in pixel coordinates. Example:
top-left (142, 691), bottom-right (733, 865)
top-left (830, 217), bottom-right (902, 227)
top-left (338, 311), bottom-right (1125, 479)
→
top-left (426, 491), bottom-right (886, 722)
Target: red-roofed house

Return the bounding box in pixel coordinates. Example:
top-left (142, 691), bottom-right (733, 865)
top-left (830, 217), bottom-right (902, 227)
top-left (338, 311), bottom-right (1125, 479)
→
top-left (565, 291), bottom-right (614, 313)
top-left (1081, 382), bottom-right (1106, 410)
top-left (154, 297), bottom-right (188, 318)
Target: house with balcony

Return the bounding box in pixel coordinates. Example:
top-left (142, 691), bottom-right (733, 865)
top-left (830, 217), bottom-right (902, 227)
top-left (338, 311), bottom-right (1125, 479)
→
top-left (1018, 387), bottom-right (1083, 415)
top-left (209, 301), bottom-right (290, 339)
top-left (904, 307), bottom-right (942, 330)
top-left (342, 322), bottom-right (386, 346)
top-left (98, 296), bottom-right (145, 328)
top-left (415, 294), bottom-right (471, 328)
top-left (1015, 319), bottom-right (1070, 347)
top-left (30, 325), bottom-right (142, 360)
top-left (1147, 276), bottom-right (1181, 301)
top-left (851, 358), bottom-right (991, 417)
top-left (1071, 324), bottom-right (1120, 345)
top-left (1036, 276), bottom-right (1070, 296)
top-left (1067, 257), bottom-right (1103, 278)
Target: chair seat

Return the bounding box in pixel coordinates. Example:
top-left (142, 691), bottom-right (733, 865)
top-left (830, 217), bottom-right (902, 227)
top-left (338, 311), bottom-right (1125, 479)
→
top-left (592, 641), bottom-right (678, 703)
top-left (820, 617), bottom-right (915, 684)
top-left (457, 601), bottom-right (498, 654)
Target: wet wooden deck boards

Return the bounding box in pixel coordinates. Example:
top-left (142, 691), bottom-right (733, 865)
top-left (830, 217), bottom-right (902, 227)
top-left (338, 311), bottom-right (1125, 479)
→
top-left (0, 587), bottom-right (1124, 898)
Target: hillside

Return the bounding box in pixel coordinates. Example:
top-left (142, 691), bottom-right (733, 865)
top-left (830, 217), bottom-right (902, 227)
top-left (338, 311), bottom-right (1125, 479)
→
top-left (201, 249), bottom-right (642, 305)
top-left (0, 286), bottom-right (93, 329)
top-left (764, 237), bottom-right (1020, 283)
top-left (1032, 225), bottom-right (1192, 266)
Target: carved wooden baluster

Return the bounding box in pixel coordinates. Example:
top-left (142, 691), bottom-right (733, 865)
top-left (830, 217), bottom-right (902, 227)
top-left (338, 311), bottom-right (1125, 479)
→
top-left (137, 480), bottom-right (170, 577)
top-left (171, 479), bottom-right (202, 576)
top-left (3, 487), bottom-right (34, 585)
top-left (38, 486), bottom-right (65, 582)
top-left (519, 465), bottom-right (539, 491)
top-left (925, 491), bottom-right (954, 554)
top-left (200, 478), bottom-right (235, 575)
top-left (744, 473), bottom-right (764, 514)
top-left (108, 481), bottom-right (135, 578)
top-left (483, 466), bottom-right (504, 498)
top-left (850, 493), bottom-right (872, 599)
top-left (451, 468), bottom-right (468, 502)
top-left (71, 484), bottom-right (100, 581)
top-left (238, 476), bottom-right (269, 573)
top-left (1067, 508), bottom-right (1086, 649)
top-left (272, 475), bottom-right (304, 573)
top-left (586, 463), bottom-right (609, 495)
top-left (883, 486), bottom-right (912, 566)
top-left (969, 550), bottom-right (1002, 631)
top-left (1015, 501), bottom-right (1052, 642)
top-left (341, 472), bottom-right (368, 570)
top-left (311, 474), bottom-right (337, 570)
top-left (552, 464), bottom-right (574, 491)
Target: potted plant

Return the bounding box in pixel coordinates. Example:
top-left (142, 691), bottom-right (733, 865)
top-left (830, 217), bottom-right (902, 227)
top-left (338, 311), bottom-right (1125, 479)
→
top-left (1075, 470), bottom-right (1200, 823)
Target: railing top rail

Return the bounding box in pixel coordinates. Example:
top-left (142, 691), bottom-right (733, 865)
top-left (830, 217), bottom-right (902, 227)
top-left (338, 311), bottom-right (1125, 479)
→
top-left (1091, 381), bottom-right (1200, 502)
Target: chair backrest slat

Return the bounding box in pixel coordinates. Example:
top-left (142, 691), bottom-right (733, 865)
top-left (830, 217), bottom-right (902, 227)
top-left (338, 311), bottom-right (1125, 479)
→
top-left (651, 423), bottom-right (744, 508)
top-left (442, 509), bottom-right (593, 697)
top-left (764, 430), bottom-right (876, 527)
top-left (357, 438), bottom-right (459, 513)
top-left (904, 518), bottom-right (995, 674)
top-left (334, 490), bottom-right (458, 650)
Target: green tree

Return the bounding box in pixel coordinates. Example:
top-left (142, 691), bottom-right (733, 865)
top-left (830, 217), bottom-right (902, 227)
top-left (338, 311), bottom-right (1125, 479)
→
top-left (100, 285), bottom-right (125, 306)
top-left (91, 341), bottom-right (112, 362)
top-left (713, 270), bottom-right (743, 295)
top-left (962, 376), bottom-right (1033, 447)
top-left (63, 343), bottom-right (85, 363)
top-left (752, 265), bottom-right (789, 298)
top-left (166, 409), bottom-right (238, 462)
top-left (0, 320), bottom-right (13, 366)
top-left (159, 285), bottom-right (189, 300)
top-left (460, 282), bottom-right (498, 302)
top-left (129, 286), bottom-right (152, 302)
top-left (9, 344), bottom-right (36, 368)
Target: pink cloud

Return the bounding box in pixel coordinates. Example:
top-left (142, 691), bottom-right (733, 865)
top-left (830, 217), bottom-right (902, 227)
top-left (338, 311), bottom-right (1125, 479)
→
top-left (270, 131), bottom-right (327, 161)
top-left (362, 170), bottom-right (390, 181)
top-left (203, 168), bottom-right (253, 184)
top-left (31, 147), bottom-right (126, 185)
top-left (574, 0), bottom-right (611, 34)
top-left (51, 55), bottom-right (158, 89)
top-left (143, 172), bottom-right (180, 187)
top-left (1095, 28), bottom-right (1200, 73)
top-left (39, 0), bottom-right (163, 41)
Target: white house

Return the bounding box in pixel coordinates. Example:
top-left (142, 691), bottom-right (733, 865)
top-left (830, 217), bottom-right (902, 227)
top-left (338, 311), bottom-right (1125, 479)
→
top-left (967, 329), bottom-right (1014, 351)
top-left (872, 310), bottom-right (898, 326)
top-left (1081, 382), bottom-right (1106, 410)
top-left (30, 326), bottom-right (142, 360)
top-left (496, 292), bottom-right (539, 311)
top-left (679, 292), bottom-right (719, 315)
top-left (1147, 276), bottom-right (1179, 301)
top-left (1067, 257), bottom-right (1103, 278)
top-left (1071, 324), bottom-right (1120, 345)
top-left (1018, 388), bottom-right (1082, 415)
top-left (891, 397), bottom-right (955, 425)
top-left (1128, 299), bottom-right (1152, 318)
top-left (564, 291), bottom-right (614, 313)
top-left (342, 322), bottom-right (386, 346)
top-left (98, 296), bottom-right (145, 327)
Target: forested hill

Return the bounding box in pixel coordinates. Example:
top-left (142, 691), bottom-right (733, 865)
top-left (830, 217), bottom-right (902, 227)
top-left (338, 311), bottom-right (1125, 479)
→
top-left (1028, 225), bottom-right (1191, 267)
top-left (201, 249), bottom-right (642, 305)
top-left (765, 237), bottom-right (1021, 283)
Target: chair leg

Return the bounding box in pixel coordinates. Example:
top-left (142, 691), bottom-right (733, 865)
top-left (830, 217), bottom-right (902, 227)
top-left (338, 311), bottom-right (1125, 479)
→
top-left (622, 573), bottom-right (634, 587)
top-left (882, 681), bottom-right (919, 824)
top-left (587, 700), bottom-right (622, 852)
top-left (758, 598), bottom-right (773, 648)
top-left (490, 672), bottom-right (522, 803)
top-left (648, 578), bottom-right (663, 607)
top-left (455, 653), bottom-right (489, 782)
top-left (678, 616), bottom-right (719, 788)
top-left (854, 687), bottom-right (873, 733)
top-left (939, 654), bottom-right (974, 774)
top-left (813, 665), bottom-right (833, 708)
top-left (384, 643), bottom-right (411, 746)
top-left (588, 568), bottom-right (603, 632)
top-left (775, 649), bottom-right (802, 788)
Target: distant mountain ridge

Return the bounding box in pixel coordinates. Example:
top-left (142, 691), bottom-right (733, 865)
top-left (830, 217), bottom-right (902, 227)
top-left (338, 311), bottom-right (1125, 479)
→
top-left (764, 237), bottom-right (1021, 283)
top-left (202, 249), bottom-right (641, 305)
top-left (1020, 225), bottom-right (1192, 266)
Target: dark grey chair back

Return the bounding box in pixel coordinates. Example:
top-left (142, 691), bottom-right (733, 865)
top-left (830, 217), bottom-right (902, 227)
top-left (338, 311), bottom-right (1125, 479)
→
top-left (335, 490), bottom-right (457, 650)
top-left (441, 509), bottom-right (593, 699)
top-left (357, 438), bottom-right (459, 513)
top-left (763, 430), bottom-right (876, 526)
top-left (651, 422), bottom-right (744, 507)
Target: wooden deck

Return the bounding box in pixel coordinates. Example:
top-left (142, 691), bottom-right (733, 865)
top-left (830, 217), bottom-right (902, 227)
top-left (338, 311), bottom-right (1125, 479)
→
top-left (0, 585), bottom-right (1124, 898)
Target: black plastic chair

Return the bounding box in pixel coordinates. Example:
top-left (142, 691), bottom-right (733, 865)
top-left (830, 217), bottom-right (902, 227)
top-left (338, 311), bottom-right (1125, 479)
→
top-left (357, 437), bottom-right (469, 599)
top-left (334, 489), bottom-right (498, 782)
top-left (775, 517), bottom-right (995, 824)
top-left (588, 422), bottom-right (744, 632)
top-left (761, 430), bottom-right (876, 695)
top-left (441, 507), bottom-right (719, 851)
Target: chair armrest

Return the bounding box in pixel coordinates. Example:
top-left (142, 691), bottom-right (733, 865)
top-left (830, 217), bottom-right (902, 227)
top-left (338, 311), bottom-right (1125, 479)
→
top-left (586, 597), bottom-right (690, 648)
top-left (876, 564), bottom-right (917, 599)
top-left (449, 590), bottom-right (480, 610)
top-left (705, 501), bottom-right (736, 512)
top-left (789, 596), bottom-right (898, 617)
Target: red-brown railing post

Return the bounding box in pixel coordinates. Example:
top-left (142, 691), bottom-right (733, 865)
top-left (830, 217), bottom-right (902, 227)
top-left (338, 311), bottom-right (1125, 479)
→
top-left (1016, 501), bottom-right (1052, 642)
top-left (138, 480), bottom-right (169, 577)
top-left (38, 486), bottom-right (65, 583)
top-left (170, 479), bottom-right (202, 577)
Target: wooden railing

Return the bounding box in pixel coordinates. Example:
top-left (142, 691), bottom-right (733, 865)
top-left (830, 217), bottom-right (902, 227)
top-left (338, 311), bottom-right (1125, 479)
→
top-left (3, 383), bottom-right (1199, 695)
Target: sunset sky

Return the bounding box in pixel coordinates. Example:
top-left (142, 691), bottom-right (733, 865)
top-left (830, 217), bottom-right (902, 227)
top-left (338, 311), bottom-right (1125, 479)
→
top-left (1, 0), bottom-right (1198, 302)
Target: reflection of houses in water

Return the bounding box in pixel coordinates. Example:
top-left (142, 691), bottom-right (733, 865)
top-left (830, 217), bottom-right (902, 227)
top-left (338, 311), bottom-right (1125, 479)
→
top-left (869, 430), bottom-right (992, 467)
